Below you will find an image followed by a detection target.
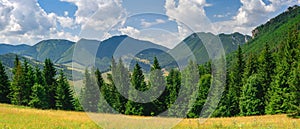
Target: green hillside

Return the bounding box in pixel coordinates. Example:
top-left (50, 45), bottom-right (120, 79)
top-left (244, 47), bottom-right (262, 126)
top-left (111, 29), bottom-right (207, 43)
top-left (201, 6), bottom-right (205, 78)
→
top-left (22, 39), bottom-right (75, 63)
top-left (244, 5), bottom-right (300, 54)
top-left (0, 44), bottom-right (31, 55)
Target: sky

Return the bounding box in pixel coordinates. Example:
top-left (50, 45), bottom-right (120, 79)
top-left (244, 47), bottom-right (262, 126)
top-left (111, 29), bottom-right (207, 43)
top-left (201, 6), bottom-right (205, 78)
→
top-left (0, 0), bottom-right (299, 48)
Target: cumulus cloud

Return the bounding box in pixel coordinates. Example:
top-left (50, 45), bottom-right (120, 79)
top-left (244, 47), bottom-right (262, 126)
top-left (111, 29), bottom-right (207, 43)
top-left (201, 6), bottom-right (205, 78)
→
top-left (165, 0), bottom-right (298, 35)
top-left (165, 0), bottom-right (213, 33)
top-left (118, 26), bottom-right (183, 48)
top-left (119, 26), bottom-right (141, 36)
top-left (0, 0), bottom-right (79, 45)
top-left (57, 16), bottom-right (76, 29)
top-left (215, 0), bottom-right (298, 35)
top-left (61, 0), bottom-right (126, 40)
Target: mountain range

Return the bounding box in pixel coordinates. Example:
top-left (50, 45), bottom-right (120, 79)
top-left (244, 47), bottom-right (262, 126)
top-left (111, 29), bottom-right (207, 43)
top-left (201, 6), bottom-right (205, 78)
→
top-left (0, 32), bottom-right (249, 72)
top-left (0, 5), bottom-right (299, 74)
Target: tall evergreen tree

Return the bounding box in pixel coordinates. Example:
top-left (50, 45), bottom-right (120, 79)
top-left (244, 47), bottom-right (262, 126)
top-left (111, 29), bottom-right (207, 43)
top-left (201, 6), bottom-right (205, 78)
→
top-left (9, 56), bottom-right (25, 105)
top-left (150, 57), bottom-right (166, 115)
top-left (180, 60), bottom-right (199, 118)
top-left (188, 74), bottom-right (211, 118)
top-left (287, 62), bottom-right (300, 117)
top-left (125, 63), bottom-right (146, 115)
top-left (29, 84), bottom-right (48, 109)
top-left (212, 71), bottom-right (231, 117)
top-left (227, 45), bottom-right (245, 116)
top-left (110, 58), bottom-right (130, 114)
top-left (166, 69), bottom-right (181, 117)
top-left (43, 59), bottom-right (57, 109)
top-left (266, 28), bottom-right (299, 114)
top-left (55, 70), bottom-right (75, 110)
top-left (258, 43), bottom-right (275, 106)
top-left (22, 60), bottom-right (35, 106)
top-left (95, 68), bottom-right (111, 113)
top-left (240, 74), bottom-right (264, 116)
top-left (81, 68), bottom-right (99, 112)
top-left (0, 61), bottom-right (10, 103)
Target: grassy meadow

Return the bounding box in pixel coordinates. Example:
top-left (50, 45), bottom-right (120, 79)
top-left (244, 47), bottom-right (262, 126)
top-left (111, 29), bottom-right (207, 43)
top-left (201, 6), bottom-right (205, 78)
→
top-left (0, 103), bottom-right (299, 129)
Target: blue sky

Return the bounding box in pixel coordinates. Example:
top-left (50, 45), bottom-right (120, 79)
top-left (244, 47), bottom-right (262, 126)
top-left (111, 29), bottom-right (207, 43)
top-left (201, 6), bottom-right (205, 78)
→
top-left (0, 0), bottom-right (298, 48)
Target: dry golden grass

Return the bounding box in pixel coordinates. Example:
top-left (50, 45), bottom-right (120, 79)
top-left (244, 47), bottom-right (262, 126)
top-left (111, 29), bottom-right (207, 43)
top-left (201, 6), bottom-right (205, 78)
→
top-left (0, 103), bottom-right (299, 129)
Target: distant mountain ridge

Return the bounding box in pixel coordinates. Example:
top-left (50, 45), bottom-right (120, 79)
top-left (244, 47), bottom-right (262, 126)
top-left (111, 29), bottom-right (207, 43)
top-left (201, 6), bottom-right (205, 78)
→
top-left (0, 32), bottom-right (250, 71)
top-left (0, 44), bottom-right (31, 55)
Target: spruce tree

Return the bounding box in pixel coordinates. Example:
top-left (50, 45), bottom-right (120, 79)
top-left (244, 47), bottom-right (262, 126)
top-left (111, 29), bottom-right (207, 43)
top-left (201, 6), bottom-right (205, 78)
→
top-left (188, 74), bottom-right (211, 118)
top-left (125, 63), bottom-right (146, 115)
top-left (81, 68), bottom-right (99, 112)
top-left (22, 60), bottom-right (35, 106)
top-left (95, 68), bottom-right (111, 113)
top-left (43, 59), bottom-right (57, 109)
top-left (150, 57), bottom-right (166, 115)
top-left (258, 43), bottom-right (275, 106)
top-left (240, 74), bottom-right (264, 116)
top-left (212, 71), bottom-right (231, 117)
top-left (29, 84), bottom-right (48, 109)
top-left (266, 28), bottom-right (298, 114)
top-left (0, 61), bottom-right (10, 103)
top-left (287, 62), bottom-right (300, 117)
top-left (110, 58), bottom-right (130, 114)
top-left (55, 70), bottom-right (75, 110)
top-left (227, 45), bottom-right (244, 116)
top-left (180, 60), bottom-right (199, 118)
top-left (9, 56), bottom-right (25, 105)
top-left (166, 69), bottom-right (181, 117)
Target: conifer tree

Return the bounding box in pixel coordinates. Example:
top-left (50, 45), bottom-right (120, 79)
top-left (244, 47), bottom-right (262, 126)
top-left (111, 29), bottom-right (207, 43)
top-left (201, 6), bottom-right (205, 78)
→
top-left (150, 57), bottom-right (166, 114)
top-left (258, 43), bottom-right (275, 106)
top-left (0, 61), bottom-right (10, 103)
top-left (287, 62), bottom-right (300, 117)
top-left (212, 71), bottom-right (230, 117)
top-left (227, 45), bottom-right (244, 116)
top-left (240, 74), bottom-right (264, 116)
top-left (188, 74), bottom-right (211, 118)
top-left (166, 69), bottom-right (181, 117)
top-left (43, 59), bottom-right (57, 109)
top-left (81, 68), bottom-right (99, 112)
top-left (110, 58), bottom-right (130, 114)
top-left (266, 28), bottom-right (298, 114)
top-left (55, 70), bottom-right (75, 110)
top-left (125, 63), bottom-right (146, 115)
top-left (95, 68), bottom-right (112, 113)
top-left (9, 56), bottom-right (25, 105)
top-left (180, 60), bottom-right (199, 118)
top-left (22, 60), bottom-right (35, 105)
top-left (29, 83), bottom-right (47, 109)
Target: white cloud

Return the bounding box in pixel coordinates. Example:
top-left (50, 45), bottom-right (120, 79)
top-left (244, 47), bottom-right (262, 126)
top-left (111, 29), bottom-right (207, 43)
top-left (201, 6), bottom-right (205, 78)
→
top-left (165, 0), bottom-right (214, 33)
top-left (57, 16), bottom-right (76, 29)
top-left (141, 19), bottom-right (166, 28)
top-left (0, 0), bottom-right (79, 45)
top-left (118, 26), bottom-right (183, 48)
top-left (215, 0), bottom-right (298, 35)
top-left (165, 0), bottom-right (298, 36)
top-left (61, 0), bottom-right (127, 40)
top-left (119, 26), bottom-right (141, 36)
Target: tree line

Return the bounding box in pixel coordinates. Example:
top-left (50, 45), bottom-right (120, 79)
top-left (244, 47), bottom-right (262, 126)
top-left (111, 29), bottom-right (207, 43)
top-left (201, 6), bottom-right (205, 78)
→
top-left (0, 28), bottom-right (299, 118)
top-left (0, 57), bottom-right (76, 111)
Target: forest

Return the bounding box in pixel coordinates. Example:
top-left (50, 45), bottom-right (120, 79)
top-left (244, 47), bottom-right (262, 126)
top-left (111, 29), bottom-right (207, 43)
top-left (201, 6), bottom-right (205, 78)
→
top-left (0, 27), bottom-right (299, 119)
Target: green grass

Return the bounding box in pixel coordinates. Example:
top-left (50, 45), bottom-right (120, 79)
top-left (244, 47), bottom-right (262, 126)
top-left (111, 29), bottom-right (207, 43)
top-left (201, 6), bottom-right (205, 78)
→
top-left (1, 103), bottom-right (299, 129)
